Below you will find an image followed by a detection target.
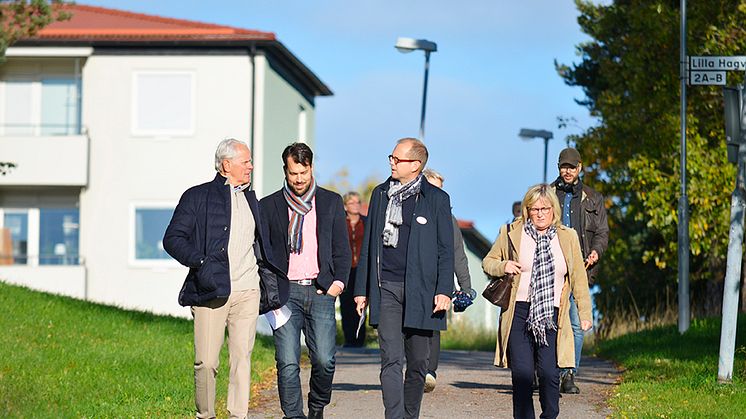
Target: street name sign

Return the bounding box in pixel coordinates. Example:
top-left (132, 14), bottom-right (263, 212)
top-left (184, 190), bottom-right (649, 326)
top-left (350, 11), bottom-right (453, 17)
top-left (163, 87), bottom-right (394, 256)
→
top-left (688, 56), bottom-right (746, 85)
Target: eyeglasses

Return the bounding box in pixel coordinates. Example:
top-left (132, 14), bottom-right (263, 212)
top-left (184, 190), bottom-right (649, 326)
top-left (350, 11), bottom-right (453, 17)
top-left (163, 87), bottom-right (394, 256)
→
top-left (528, 207), bottom-right (552, 215)
top-left (388, 155), bottom-right (420, 165)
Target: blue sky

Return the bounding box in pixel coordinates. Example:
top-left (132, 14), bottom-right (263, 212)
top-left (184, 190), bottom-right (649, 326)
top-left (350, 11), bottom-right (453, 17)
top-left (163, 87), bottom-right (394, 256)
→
top-left (85, 0), bottom-right (598, 239)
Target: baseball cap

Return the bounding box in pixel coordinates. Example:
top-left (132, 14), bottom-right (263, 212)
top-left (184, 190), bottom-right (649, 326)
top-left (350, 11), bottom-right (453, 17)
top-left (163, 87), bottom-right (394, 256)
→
top-left (558, 148), bottom-right (581, 167)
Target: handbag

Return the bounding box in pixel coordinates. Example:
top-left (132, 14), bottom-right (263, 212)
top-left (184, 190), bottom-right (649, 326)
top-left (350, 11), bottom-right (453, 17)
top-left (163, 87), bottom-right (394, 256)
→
top-left (482, 223), bottom-right (515, 310)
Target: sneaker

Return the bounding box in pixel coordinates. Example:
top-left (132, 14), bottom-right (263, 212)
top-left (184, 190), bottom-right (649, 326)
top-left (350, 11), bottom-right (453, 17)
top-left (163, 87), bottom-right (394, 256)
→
top-left (424, 372), bottom-right (437, 393)
top-left (560, 371), bottom-right (580, 394)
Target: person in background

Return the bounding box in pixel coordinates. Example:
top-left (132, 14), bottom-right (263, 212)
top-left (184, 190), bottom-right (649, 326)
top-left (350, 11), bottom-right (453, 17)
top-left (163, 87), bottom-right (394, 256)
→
top-left (550, 147), bottom-right (609, 394)
top-left (512, 201), bottom-right (522, 221)
top-left (340, 191), bottom-right (366, 347)
top-left (259, 142), bottom-right (351, 419)
top-left (421, 168), bottom-right (476, 393)
top-left (483, 183), bottom-right (592, 419)
top-left (354, 138), bottom-right (454, 419)
top-left (163, 138), bottom-right (285, 419)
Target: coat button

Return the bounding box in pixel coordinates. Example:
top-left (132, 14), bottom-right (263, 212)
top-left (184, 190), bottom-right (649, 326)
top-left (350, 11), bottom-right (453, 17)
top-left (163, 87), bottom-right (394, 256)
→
top-left (221, 247), bottom-right (225, 252)
top-left (224, 226), bottom-right (228, 231)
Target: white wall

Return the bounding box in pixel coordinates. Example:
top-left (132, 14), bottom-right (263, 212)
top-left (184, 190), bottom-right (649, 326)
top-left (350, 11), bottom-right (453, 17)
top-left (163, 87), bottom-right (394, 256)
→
top-left (79, 54), bottom-right (254, 317)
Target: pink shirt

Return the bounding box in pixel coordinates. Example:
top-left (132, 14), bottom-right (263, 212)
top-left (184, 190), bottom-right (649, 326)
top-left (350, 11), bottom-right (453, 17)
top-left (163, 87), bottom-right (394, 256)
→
top-left (515, 229), bottom-right (568, 307)
top-left (286, 197), bottom-right (345, 290)
top-left (288, 197), bottom-right (320, 281)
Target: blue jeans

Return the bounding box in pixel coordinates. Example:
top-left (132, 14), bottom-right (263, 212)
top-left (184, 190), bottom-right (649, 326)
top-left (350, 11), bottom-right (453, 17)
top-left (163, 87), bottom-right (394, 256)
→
top-left (273, 282), bottom-right (337, 418)
top-left (561, 293), bottom-right (584, 375)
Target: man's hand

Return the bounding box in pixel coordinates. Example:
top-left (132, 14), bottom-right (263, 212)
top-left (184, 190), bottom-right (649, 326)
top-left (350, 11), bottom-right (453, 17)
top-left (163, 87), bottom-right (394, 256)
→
top-left (504, 260), bottom-right (522, 275)
top-left (322, 283), bottom-right (343, 297)
top-left (354, 296), bottom-right (368, 316)
top-left (585, 250), bottom-right (599, 266)
top-left (433, 294), bottom-right (450, 313)
top-left (581, 320), bottom-right (592, 331)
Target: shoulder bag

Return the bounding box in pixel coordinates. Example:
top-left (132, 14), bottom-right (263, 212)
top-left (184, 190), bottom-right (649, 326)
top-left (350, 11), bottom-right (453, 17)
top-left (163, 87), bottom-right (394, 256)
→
top-left (482, 223), bottom-right (515, 310)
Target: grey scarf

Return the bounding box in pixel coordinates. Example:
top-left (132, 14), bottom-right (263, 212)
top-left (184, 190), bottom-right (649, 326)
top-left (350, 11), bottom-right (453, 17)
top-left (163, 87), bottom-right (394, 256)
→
top-left (382, 174), bottom-right (423, 247)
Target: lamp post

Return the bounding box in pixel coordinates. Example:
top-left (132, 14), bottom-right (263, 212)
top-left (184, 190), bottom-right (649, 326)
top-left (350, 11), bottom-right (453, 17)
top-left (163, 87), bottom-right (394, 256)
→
top-left (395, 37), bottom-right (437, 141)
top-left (519, 128), bottom-right (554, 183)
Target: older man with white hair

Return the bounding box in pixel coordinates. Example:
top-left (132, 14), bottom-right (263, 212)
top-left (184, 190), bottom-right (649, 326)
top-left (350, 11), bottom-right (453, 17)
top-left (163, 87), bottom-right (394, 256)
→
top-left (164, 138), bottom-right (286, 419)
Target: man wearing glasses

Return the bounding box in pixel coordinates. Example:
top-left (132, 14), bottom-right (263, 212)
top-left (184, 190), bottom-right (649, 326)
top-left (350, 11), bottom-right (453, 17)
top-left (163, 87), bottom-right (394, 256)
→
top-left (551, 147), bottom-right (609, 394)
top-left (354, 137), bottom-right (454, 419)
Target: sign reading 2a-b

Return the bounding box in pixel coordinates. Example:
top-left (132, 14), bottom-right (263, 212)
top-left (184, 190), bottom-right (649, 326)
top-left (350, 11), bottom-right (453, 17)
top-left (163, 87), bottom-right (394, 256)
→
top-left (688, 56), bottom-right (746, 86)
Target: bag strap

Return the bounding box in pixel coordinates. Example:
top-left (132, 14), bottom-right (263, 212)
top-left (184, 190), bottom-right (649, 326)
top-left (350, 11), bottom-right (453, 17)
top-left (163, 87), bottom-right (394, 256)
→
top-left (506, 223), bottom-right (514, 262)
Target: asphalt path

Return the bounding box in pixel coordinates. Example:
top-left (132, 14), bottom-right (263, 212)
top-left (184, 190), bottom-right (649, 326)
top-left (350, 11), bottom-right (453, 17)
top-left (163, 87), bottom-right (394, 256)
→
top-left (248, 347), bottom-right (619, 418)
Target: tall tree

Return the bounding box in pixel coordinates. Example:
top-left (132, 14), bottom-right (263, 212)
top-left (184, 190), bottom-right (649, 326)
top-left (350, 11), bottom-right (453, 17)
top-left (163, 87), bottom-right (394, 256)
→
top-left (558, 0), bottom-right (746, 333)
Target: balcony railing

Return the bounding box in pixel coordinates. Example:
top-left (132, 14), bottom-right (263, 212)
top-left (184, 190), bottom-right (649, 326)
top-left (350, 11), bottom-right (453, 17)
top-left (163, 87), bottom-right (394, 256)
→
top-left (1, 123), bottom-right (82, 137)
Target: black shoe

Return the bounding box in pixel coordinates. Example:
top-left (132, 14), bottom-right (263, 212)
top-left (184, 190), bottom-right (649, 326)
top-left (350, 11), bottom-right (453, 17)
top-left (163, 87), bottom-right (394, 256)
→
top-left (308, 407), bottom-right (324, 419)
top-left (560, 371), bottom-right (580, 394)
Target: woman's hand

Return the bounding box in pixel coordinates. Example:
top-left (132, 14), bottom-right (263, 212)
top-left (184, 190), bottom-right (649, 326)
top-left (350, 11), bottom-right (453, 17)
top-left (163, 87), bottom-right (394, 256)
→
top-left (504, 260), bottom-right (522, 275)
top-left (581, 320), bottom-right (592, 331)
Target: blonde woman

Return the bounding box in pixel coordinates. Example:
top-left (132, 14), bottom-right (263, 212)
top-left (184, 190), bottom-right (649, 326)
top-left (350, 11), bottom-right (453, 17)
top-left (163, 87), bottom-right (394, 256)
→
top-left (483, 184), bottom-right (592, 419)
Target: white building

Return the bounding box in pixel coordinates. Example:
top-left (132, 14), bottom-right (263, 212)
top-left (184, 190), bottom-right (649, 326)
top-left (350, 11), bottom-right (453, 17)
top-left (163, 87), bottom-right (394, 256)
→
top-left (0, 4), bottom-right (331, 318)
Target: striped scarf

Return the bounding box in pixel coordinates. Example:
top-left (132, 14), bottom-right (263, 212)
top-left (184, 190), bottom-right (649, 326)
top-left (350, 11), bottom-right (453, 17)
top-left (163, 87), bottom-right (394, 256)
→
top-left (283, 177), bottom-right (317, 254)
top-left (383, 174), bottom-right (422, 247)
top-left (524, 219), bottom-right (558, 347)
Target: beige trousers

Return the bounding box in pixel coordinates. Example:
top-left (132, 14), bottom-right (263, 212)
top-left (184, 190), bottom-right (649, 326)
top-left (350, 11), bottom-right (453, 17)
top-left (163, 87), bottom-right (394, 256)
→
top-left (192, 289), bottom-right (260, 419)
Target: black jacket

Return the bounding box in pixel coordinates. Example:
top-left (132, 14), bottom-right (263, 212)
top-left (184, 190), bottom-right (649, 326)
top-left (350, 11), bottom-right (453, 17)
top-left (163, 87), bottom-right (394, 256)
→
top-left (552, 177), bottom-right (609, 283)
top-left (163, 173), bottom-right (287, 312)
top-left (354, 178), bottom-right (455, 331)
top-left (259, 187), bottom-right (351, 291)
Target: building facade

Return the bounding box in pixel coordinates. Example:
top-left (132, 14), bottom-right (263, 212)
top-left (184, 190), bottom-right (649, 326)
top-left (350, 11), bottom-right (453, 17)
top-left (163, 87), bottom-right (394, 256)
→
top-left (0, 5), bottom-right (331, 318)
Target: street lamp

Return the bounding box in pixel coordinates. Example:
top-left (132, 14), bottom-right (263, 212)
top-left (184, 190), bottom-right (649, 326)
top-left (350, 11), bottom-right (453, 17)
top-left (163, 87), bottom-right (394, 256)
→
top-left (395, 37), bottom-right (437, 141)
top-left (519, 128), bottom-right (554, 183)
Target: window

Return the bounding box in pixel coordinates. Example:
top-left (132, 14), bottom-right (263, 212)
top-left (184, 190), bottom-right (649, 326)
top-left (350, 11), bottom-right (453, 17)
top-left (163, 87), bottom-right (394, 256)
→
top-left (3, 211), bottom-right (28, 265)
top-left (132, 72), bottom-right (194, 136)
top-left (130, 205), bottom-right (176, 265)
top-left (0, 207), bottom-right (79, 266)
top-left (1, 77), bottom-right (80, 136)
top-left (39, 208), bottom-right (80, 265)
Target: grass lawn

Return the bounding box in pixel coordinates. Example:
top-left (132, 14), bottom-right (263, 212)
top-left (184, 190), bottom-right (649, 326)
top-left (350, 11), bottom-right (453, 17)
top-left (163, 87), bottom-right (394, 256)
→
top-left (598, 315), bottom-right (746, 418)
top-left (0, 282), bottom-right (277, 418)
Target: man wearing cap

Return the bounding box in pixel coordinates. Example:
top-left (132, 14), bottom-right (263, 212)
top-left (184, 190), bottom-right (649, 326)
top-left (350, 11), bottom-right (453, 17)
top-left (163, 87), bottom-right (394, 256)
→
top-left (551, 147), bottom-right (609, 394)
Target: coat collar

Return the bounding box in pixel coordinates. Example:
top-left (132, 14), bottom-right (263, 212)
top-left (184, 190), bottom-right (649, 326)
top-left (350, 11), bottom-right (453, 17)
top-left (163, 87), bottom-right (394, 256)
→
top-left (381, 174), bottom-right (431, 196)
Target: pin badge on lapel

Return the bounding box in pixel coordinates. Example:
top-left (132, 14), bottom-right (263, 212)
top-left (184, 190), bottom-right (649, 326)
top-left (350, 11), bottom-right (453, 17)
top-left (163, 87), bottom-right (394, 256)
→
top-left (416, 216), bottom-right (428, 225)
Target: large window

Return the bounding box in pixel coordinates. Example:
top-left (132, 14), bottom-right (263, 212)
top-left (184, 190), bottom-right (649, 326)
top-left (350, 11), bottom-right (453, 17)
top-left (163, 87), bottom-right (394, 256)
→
top-left (0, 208), bottom-right (79, 266)
top-left (130, 205), bottom-right (176, 266)
top-left (1, 77), bottom-right (80, 136)
top-left (132, 71), bottom-right (194, 136)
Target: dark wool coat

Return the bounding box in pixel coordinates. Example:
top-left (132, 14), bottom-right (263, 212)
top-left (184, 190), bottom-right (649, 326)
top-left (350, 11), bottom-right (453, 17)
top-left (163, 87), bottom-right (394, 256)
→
top-left (354, 177), bottom-right (455, 331)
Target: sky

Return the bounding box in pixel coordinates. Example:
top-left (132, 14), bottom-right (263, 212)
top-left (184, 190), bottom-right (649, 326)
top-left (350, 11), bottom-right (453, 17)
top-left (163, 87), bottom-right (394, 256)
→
top-left (85, 0), bottom-right (599, 240)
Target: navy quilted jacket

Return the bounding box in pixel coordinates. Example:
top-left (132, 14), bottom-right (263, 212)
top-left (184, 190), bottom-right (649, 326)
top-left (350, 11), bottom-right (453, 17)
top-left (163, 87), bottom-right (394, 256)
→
top-left (163, 173), bottom-right (288, 311)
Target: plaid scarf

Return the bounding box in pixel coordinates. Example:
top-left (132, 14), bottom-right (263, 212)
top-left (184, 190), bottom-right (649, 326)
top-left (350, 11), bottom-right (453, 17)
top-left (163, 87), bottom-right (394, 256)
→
top-left (382, 174), bottom-right (423, 247)
top-left (524, 219), bottom-right (558, 347)
top-left (283, 177), bottom-right (317, 254)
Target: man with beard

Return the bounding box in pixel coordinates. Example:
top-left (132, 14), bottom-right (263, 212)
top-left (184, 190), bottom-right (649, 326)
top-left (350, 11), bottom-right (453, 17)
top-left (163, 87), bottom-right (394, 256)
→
top-left (260, 142), bottom-right (350, 419)
top-left (550, 147), bottom-right (609, 394)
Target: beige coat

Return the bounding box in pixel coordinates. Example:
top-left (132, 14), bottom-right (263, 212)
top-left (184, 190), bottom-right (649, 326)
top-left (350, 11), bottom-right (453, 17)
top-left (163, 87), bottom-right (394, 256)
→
top-left (482, 220), bottom-right (592, 368)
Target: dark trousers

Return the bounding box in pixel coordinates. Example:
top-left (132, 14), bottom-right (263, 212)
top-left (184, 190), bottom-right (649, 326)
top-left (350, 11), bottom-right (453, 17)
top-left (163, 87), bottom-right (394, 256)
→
top-left (340, 267), bottom-right (366, 346)
top-left (509, 302), bottom-right (560, 419)
top-left (274, 282), bottom-right (337, 418)
top-left (378, 280), bottom-right (432, 419)
top-left (427, 330), bottom-right (440, 373)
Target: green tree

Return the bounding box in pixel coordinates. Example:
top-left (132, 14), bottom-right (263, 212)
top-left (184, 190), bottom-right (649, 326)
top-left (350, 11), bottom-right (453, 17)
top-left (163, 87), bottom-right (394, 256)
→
top-left (558, 0), bottom-right (746, 334)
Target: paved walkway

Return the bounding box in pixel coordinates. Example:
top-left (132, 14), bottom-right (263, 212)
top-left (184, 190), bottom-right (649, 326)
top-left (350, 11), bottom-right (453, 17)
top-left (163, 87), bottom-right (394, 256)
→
top-left (249, 348), bottom-right (620, 418)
